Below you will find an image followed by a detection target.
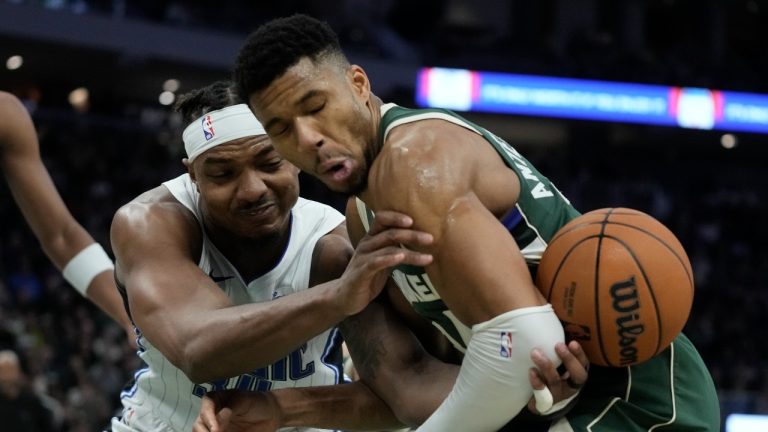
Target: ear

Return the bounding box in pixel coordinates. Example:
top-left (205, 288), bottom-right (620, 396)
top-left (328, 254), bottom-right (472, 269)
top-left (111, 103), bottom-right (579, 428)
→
top-left (183, 158), bottom-right (197, 182)
top-left (348, 64), bottom-right (371, 101)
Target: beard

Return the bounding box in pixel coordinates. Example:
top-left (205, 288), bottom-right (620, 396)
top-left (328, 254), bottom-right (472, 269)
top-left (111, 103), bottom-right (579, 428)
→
top-left (344, 158), bottom-right (369, 196)
top-left (341, 106), bottom-right (382, 197)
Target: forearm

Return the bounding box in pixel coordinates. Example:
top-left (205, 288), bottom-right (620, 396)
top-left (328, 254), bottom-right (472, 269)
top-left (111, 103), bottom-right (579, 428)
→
top-left (272, 381), bottom-right (404, 431)
top-left (341, 300), bottom-right (458, 426)
top-left (7, 158), bottom-right (133, 331)
top-left (176, 281), bottom-right (347, 382)
top-left (38, 219), bottom-right (96, 269)
top-left (415, 306), bottom-right (564, 431)
top-left (3, 156), bottom-right (95, 269)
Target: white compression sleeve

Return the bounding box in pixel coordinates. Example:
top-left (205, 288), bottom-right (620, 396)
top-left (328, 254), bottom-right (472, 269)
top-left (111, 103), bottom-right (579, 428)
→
top-left (415, 304), bottom-right (565, 432)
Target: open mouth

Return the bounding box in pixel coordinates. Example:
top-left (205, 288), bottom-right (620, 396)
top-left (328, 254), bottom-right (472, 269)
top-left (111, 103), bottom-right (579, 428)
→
top-left (328, 160), bottom-right (351, 182)
top-left (329, 162), bottom-right (345, 174)
top-left (320, 158), bottom-right (352, 183)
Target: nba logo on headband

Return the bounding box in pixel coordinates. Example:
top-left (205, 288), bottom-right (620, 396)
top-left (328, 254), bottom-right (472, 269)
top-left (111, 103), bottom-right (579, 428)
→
top-left (183, 104), bottom-right (267, 162)
top-left (202, 115), bottom-right (215, 140)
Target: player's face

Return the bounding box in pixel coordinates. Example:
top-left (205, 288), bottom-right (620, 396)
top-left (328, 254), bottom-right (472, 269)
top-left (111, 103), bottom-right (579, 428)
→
top-left (249, 57), bottom-right (376, 195)
top-left (191, 135), bottom-right (299, 240)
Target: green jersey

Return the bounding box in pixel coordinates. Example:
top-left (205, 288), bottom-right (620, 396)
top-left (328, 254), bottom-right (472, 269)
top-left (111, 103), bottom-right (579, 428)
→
top-left (355, 103), bottom-right (579, 352)
top-left (355, 104), bottom-right (719, 431)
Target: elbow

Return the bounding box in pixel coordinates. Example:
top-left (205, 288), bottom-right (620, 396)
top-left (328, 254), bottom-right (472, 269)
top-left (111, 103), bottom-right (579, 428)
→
top-left (366, 351), bottom-right (439, 428)
top-left (392, 404), bottom-right (430, 429)
top-left (182, 360), bottom-right (214, 384)
top-left (173, 342), bottom-right (219, 384)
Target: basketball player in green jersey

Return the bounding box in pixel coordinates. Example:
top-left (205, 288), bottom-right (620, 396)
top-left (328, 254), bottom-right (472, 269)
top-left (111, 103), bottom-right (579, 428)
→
top-left (198, 14), bottom-right (719, 431)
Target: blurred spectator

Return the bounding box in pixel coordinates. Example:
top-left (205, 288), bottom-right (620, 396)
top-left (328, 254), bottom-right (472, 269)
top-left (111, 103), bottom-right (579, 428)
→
top-left (0, 349), bottom-right (56, 432)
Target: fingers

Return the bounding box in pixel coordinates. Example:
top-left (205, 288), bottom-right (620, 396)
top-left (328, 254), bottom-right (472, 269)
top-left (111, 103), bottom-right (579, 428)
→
top-left (194, 394), bottom-right (220, 432)
top-left (556, 341), bottom-right (589, 389)
top-left (371, 244), bottom-right (433, 267)
top-left (528, 367), bottom-right (554, 413)
top-left (365, 211), bottom-right (433, 249)
top-left (366, 210), bottom-right (415, 235)
top-left (530, 347), bottom-right (561, 385)
top-left (355, 210), bottom-right (434, 268)
top-left (528, 367), bottom-right (545, 390)
top-left (568, 340), bottom-right (590, 369)
top-left (358, 226), bottom-right (433, 252)
top-left (532, 386), bottom-right (554, 413)
top-left (356, 227), bottom-right (433, 269)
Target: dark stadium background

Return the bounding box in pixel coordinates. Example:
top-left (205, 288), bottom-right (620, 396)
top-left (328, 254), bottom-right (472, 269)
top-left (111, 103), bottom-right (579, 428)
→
top-left (1, 1), bottom-right (766, 430)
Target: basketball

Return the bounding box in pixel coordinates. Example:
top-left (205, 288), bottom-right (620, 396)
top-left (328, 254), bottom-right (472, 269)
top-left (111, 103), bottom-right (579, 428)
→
top-left (536, 208), bottom-right (694, 367)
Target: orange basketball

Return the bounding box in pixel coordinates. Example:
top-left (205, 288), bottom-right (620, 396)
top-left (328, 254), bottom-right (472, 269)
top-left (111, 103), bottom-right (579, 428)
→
top-left (536, 208), bottom-right (694, 367)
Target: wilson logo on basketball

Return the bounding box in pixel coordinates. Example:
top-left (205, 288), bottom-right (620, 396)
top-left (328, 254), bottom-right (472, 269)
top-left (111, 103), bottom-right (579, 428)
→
top-left (562, 282), bottom-right (576, 316)
top-left (610, 276), bottom-right (646, 366)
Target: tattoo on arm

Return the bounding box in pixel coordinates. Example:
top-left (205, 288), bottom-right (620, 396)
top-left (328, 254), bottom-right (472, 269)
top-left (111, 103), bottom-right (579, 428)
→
top-left (340, 314), bottom-right (387, 381)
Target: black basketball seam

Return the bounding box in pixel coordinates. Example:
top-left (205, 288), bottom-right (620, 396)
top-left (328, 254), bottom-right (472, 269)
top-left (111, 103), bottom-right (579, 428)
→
top-left (544, 236), bottom-right (600, 304)
top-left (555, 218), bottom-right (694, 297)
top-left (548, 209), bottom-right (643, 244)
top-left (549, 221), bottom-right (595, 245)
top-left (602, 234), bottom-right (664, 359)
top-left (602, 221), bottom-right (694, 296)
top-left (595, 209), bottom-right (614, 367)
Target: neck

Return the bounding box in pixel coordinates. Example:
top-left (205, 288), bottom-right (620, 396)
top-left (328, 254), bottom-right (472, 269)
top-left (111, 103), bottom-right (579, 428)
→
top-left (356, 94), bottom-right (386, 201)
top-left (369, 94), bottom-right (384, 145)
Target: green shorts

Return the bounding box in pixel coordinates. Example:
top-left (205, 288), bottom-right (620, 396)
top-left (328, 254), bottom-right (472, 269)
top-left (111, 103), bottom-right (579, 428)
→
top-left (563, 333), bottom-right (720, 431)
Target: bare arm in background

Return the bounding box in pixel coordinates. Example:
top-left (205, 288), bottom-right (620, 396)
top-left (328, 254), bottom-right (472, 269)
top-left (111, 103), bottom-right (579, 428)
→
top-left (0, 91), bottom-right (132, 335)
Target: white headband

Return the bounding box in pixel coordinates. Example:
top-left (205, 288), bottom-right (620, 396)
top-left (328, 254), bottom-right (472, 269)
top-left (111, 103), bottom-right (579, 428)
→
top-left (182, 103), bottom-right (266, 162)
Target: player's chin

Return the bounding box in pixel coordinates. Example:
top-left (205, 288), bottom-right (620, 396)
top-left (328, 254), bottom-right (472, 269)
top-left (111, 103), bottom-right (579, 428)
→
top-left (241, 225), bottom-right (283, 243)
top-left (228, 215), bottom-right (281, 238)
top-left (328, 177), bottom-right (366, 196)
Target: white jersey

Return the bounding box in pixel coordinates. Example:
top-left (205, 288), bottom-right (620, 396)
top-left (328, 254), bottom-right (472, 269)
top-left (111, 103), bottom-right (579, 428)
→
top-left (112, 174), bottom-right (346, 432)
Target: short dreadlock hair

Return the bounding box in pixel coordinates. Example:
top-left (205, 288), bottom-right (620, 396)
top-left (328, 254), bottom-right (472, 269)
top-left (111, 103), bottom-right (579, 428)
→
top-left (234, 14), bottom-right (348, 103)
top-left (174, 80), bottom-right (241, 124)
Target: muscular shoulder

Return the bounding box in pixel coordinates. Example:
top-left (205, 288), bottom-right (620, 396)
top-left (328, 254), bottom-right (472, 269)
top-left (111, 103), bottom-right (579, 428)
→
top-left (111, 184), bottom-right (200, 255)
top-left (371, 119), bottom-right (487, 214)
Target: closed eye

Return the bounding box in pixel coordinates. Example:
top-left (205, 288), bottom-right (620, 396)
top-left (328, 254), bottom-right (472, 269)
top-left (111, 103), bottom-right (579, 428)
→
top-left (262, 159), bottom-right (284, 171)
top-left (309, 103), bottom-right (325, 114)
top-left (207, 171), bottom-right (232, 180)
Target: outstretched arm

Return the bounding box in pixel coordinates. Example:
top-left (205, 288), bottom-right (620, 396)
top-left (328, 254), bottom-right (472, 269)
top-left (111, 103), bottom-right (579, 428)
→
top-left (193, 292), bottom-right (450, 432)
top-left (112, 193), bottom-right (434, 383)
top-left (193, 198), bottom-right (589, 431)
top-left (0, 91), bottom-right (132, 333)
top-left (193, 290), bottom-right (588, 431)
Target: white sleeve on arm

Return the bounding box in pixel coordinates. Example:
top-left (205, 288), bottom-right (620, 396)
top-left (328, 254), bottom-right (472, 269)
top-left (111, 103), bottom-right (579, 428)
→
top-left (415, 304), bottom-right (565, 432)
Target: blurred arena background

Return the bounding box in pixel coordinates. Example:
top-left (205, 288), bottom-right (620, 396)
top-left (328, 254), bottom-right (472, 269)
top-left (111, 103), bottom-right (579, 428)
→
top-left (1, 0), bottom-right (766, 430)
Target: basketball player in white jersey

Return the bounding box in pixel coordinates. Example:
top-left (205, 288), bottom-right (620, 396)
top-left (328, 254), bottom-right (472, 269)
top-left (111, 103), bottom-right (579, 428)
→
top-left (109, 81), bottom-right (435, 431)
top-left (0, 91), bottom-right (132, 339)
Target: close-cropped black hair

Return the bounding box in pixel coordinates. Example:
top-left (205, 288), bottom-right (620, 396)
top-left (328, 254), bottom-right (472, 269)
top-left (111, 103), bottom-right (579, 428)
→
top-left (174, 80), bottom-right (241, 124)
top-left (234, 14), bottom-right (347, 102)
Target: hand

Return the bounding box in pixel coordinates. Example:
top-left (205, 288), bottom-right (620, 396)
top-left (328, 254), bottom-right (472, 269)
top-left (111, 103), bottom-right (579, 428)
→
top-left (337, 210), bottom-right (433, 316)
top-left (527, 340), bottom-right (589, 415)
top-left (193, 390), bottom-right (281, 432)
